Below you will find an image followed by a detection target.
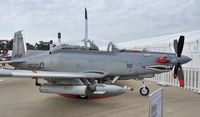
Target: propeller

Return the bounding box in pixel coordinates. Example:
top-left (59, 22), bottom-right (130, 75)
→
top-left (173, 36), bottom-right (185, 87)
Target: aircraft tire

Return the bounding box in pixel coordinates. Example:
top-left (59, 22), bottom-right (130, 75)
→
top-left (139, 86), bottom-right (149, 96)
top-left (78, 95), bottom-right (90, 99)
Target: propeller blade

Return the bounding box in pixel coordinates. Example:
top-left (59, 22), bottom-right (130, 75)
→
top-left (173, 39), bottom-right (178, 54)
top-left (172, 36), bottom-right (185, 87)
top-left (173, 65), bottom-right (179, 78)
top-left (178, 65), bottom-right (184, 88)
top-left (177, 36), bottom-right (185, 57)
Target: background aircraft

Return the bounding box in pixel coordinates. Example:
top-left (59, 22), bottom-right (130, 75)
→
top-left (0, 8), bottom-right (191, 99)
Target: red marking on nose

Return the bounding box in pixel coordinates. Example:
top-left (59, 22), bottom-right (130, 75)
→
top-left (156, 57), bottom-right (170, 63)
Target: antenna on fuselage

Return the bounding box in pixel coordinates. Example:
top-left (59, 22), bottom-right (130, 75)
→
top-left (83, 8), bottom-right (88, 48)
top-left (82, 8), bottom-right (99, 50)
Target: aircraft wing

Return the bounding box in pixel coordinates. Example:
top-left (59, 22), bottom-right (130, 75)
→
top-left (0, 69), bottom-right (107, 79)
top-left (0, 60), bottom-right (25, 64)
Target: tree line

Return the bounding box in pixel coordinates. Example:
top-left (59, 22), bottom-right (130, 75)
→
top-left (0, 39), bottom-right (51, 50)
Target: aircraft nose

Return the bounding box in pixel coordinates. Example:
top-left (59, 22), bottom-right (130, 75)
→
top-left (181, 55), bottom-right (192, 64)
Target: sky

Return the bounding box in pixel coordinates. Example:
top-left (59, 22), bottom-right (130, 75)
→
top-left (0, 0), bottom-right (200, 46)
top-left (118, 29), bottom-right (200, 49)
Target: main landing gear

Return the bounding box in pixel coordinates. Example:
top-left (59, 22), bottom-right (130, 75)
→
top-left (139, 80), bottom-right (149, 96)
top-left (33, 78), bottom-right (41, 86)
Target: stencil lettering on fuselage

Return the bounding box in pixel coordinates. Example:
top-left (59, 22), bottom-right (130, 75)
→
top-left (27, 62), bottom-right (45, 70)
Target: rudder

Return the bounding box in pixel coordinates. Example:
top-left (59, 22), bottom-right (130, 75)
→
top-left (12, 31), bottom-right (27, 58)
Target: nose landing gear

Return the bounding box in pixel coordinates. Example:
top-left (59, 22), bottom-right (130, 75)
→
top-left (139, 80), bottom-right (149, 96)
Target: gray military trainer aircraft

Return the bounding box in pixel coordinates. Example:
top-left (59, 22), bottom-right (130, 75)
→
top-left (0, 8), bottom-right (191, 99)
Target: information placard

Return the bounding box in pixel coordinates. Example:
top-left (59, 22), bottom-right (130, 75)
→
top-left (149, 88), bottom-right (163, 117)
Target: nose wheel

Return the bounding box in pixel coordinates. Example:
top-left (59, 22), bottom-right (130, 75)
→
top-left (139, 86), bottom-right (149, 96)
top-left (139, 80), bottom-right (149, 96)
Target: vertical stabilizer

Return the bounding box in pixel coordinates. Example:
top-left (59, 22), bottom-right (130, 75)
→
top-left (12, 31), bottom-right (27, 58)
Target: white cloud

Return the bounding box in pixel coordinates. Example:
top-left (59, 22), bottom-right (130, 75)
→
top-left (0, 0), bottom-right (200, 47)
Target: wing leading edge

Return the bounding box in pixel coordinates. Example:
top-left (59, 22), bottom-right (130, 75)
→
top-left (0, 69), bottom-right (107, 79)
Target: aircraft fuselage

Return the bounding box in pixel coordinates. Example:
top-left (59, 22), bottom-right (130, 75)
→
top-left (10, 49), bottom-right (180, 80)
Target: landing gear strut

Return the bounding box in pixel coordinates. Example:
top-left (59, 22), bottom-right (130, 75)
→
top-left (139, 80), bottom-right (149, 96)
top-left (33, 78), bottom-right (41, 86)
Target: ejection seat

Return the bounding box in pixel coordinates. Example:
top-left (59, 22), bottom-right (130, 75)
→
top-left (107, 42), bottom-right (119, 52)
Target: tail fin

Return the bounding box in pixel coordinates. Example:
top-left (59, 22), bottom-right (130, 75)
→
top-left (12, 31), bottom-right (27, 58)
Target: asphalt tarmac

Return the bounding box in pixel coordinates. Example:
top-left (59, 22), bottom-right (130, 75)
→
top-left (0, 78), bottom-right (200, 117)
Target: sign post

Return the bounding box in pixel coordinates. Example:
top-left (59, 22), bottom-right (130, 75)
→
top-left (149, 88), bottom-right (163, 117)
